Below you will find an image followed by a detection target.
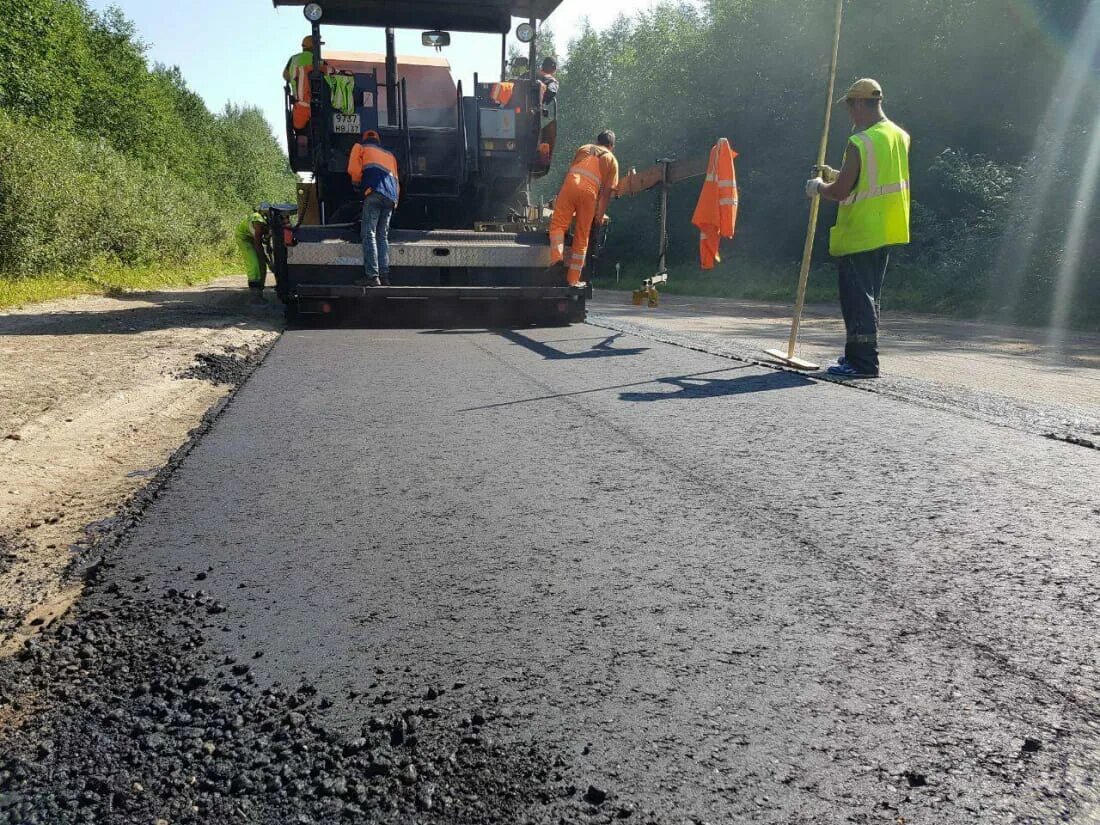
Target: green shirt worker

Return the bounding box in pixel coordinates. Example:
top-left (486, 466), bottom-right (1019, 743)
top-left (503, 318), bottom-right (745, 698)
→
top-left (806, 78), bottom-right (911, 378)
top-left (235, 211), bottom-right (269, 302)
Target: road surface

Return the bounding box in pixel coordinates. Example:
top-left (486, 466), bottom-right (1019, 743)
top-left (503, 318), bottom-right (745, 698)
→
top-left (3, 320), bottom-right (1099, 824)
top-left (591, 293), bottom-right (1100, 446)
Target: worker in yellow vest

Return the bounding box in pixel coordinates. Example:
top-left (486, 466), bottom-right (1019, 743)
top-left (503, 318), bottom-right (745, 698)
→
top-left (283, 36), bottom-right (316, 97)
top-left (807, 78), bottom-right (911, 378)
top-left (235, 210), bottom-right (269, 303)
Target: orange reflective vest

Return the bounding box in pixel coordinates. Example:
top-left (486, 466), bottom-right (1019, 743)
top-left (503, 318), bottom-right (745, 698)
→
top-left (347, 142), bottom-right (401, 202)
top-left (285, 52), bottom-right (313, 96)
top-left (691, 138), bottom-right (739, 269)
top-left (490, 82), bottom-right (515, 107)
top-left (566, 144), bottom-right (619, 221)
top-left (291, 61), bottom-right (332, 131)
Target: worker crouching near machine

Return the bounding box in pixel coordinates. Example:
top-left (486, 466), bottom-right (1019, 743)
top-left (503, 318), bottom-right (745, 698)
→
top-left (549, 130), bottom-right (620, 286)
top-left (236, 210), bottom-right (270, 303)
top-left (348, 130), bottom-right (401, 287)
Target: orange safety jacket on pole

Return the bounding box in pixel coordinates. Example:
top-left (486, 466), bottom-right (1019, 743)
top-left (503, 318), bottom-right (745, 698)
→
top-left (691, 138), bottom-right (739, 269)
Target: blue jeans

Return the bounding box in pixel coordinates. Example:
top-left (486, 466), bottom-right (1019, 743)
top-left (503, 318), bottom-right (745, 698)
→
top-left (361, 192), bottom-right (395, 277)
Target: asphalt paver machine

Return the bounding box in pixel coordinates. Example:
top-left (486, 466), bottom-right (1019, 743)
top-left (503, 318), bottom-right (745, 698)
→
top-left (268, 0), bottom-right (587, 324)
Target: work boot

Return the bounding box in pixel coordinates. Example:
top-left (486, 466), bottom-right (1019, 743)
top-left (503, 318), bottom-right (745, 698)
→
top-left (354, 276), bottom-right (382, 287)
top-left (826, 363), bottom-right (877, 379)
top-left (548, 261), bottom-right (567, 282)
top-left (248, 286), bottom-right (265, 304)
top-left (380, 273), bottom-right (392, 286)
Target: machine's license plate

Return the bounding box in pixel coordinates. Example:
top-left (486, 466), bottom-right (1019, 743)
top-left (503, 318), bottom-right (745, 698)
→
top-left (333, 113), bottom-right (361, 133)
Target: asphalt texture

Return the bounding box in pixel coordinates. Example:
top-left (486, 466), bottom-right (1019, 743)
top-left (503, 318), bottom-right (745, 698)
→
top-left (3, 322), bottom-right (1100, 824)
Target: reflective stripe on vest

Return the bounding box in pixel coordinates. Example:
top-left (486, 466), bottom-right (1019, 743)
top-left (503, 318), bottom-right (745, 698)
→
top-left (359, 145), bottom-right (399, 176)
top-left (327, 74), bottom-right (355, 115)
top-left (829, 120), bottom-right (911, 257)
top-left (296, 65), bottom-right (313, 103)
top-left (572, 168), bottom-right (603, 186)
top-left (288, 53), bottom-right (312, 97)
top-left (569, 146), bottom-right (610, 193)
top-left (706, 172), bottom-right (739, 207)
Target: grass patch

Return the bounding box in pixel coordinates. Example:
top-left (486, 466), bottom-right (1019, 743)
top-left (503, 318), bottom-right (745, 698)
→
top-left (0, 253), bottom-right (235, 310)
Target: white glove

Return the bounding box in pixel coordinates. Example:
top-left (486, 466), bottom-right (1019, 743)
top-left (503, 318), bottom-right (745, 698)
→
top-left (805, 178), bottom-right (825, 198)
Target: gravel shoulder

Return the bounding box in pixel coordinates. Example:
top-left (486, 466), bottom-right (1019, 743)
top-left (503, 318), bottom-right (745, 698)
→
top-left (0, 277), bottom-right (281, 652)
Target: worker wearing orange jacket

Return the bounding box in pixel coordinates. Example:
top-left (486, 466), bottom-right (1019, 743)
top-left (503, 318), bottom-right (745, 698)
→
top-left (348, 131), bottom-right (401, 287)
top-left (549, 130), bottom-right (619, 286)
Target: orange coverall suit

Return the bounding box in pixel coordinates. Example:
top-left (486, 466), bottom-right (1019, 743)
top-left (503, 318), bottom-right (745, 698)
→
top-left (550, 145), bottom-right (619, 285)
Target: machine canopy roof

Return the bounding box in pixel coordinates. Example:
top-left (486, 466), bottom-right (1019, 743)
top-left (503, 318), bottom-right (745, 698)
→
top-left (272, 1), bottom-right (564, 33)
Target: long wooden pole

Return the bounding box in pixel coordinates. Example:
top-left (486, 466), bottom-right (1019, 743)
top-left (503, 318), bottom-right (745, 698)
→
top-left (784, 0), bottom-right (845, 360)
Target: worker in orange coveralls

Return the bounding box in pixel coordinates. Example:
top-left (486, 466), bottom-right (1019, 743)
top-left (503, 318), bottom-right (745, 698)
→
top-left (691, 138), bottom-right (739, 269)
top-left (549, 130), bottom-right (619, 285)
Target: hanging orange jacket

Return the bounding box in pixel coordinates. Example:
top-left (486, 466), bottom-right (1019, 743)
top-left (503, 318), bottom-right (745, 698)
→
top-left (691, 138), bottom-right (739, 269)
top-left (490, 82), bottom-right (515, 107)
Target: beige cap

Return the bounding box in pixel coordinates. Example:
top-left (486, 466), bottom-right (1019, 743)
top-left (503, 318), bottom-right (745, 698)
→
top-left (837, 78), bottom-right (883, 104)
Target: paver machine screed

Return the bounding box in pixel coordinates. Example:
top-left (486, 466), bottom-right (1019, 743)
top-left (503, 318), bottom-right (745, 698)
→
top-left (268, 0), bottom-right (587, 325)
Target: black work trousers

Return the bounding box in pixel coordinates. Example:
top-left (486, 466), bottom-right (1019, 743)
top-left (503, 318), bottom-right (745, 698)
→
top-left (836, 247), bottom-right (890, 376)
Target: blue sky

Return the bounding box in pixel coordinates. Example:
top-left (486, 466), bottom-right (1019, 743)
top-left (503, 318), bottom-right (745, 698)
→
top-left (87, 0), bottom-right (662, 147)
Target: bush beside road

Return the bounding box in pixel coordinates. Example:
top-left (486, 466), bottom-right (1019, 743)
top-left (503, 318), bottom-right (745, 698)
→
top-left (0, 2), bottom-right (294, 307)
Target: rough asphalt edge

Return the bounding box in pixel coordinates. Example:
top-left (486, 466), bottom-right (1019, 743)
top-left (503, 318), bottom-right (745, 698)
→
top-left (587, 313), bottom-right (1100, 452)
top-left (62, 335), bottom-right (282, 590)
top-left (2, 328), bottom-right (638, 825)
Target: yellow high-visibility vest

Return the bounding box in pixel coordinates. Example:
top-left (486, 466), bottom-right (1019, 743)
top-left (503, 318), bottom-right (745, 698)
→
top-left (830, 119), bottom-right (911, 257)
top-left (285, 51), bottom-right (313, 97)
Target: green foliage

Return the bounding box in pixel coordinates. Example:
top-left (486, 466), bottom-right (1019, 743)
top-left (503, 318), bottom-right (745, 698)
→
top-left (0, 0), bottom-right (294, 286)
top-left (553, 0), bottom-right (1100, 327)
top-left (0, 113), bottom-right (228, 276)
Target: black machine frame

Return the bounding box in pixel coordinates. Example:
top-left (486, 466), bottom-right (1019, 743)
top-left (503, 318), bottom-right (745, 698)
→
top-left (267, 0), bottom-right (594, 326)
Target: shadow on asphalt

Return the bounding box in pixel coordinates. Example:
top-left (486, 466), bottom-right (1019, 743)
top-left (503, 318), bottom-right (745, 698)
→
top-left (620, 370), bottom-right (814, 401)
top-left (496, 330), bottom-right (649, 360)
top-left (459, 367), bottom-right (751, 412)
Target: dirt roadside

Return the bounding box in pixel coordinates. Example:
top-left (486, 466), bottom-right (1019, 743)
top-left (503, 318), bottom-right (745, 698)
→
top-left (0, 277), bottom-right (281, 653)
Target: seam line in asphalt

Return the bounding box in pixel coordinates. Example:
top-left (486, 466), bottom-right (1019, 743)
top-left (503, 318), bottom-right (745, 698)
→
top-left (467, 325), bottom-right (1100, 732)
top-left (588, 314), bottom-right (1100, 453)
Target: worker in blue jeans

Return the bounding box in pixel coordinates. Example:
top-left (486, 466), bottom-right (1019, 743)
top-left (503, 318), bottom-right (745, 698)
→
top-left (361, 192), bottom-right (394, 286)
top-left (347, 130), bottom-right (400, 286)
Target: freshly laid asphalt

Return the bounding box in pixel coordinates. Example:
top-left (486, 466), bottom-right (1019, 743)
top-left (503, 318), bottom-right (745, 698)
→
top-left (8, 322), bottom-right (1100, 823)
